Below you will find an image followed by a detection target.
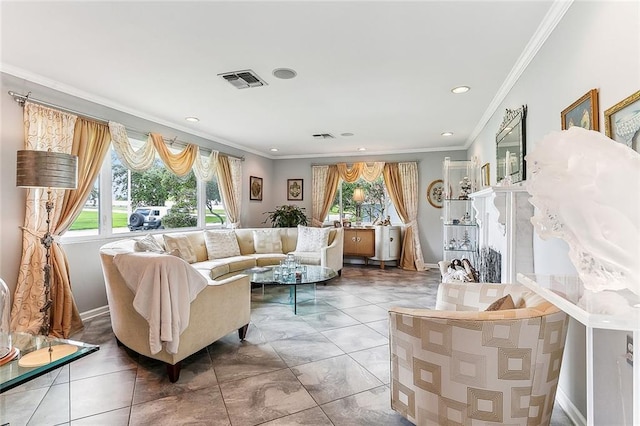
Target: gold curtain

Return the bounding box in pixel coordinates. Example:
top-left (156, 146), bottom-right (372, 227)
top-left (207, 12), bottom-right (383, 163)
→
top-left (216, 155), bottom-right (241, 227)
top-left (151, 133), bottom-right (198, 177)
top-left (49, 119), bottom-right (111, 337)
top-left (311, 165), bottom-right (340, 227)
top-left (383, 163), bottom-right (426, 271)
top-left (11, 103), bottom-right (77, 335)
top-left (336, 162), bottom-right (385, 183)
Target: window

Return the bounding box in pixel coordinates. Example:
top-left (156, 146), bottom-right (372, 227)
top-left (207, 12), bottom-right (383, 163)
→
top-left (326, 176), bottom-right (399, 225)
top-left (205, 179), bottom-right (226, 227)
top-left (64, 137), bottom-right (223, 239)
top-left (68, 177), bottom-right (100, 237)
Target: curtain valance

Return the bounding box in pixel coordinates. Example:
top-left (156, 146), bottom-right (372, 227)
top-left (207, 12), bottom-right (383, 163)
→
top-left (336, 162), bottom-right (385, 182)
top-left (108, 122), bottom-right (219, 181)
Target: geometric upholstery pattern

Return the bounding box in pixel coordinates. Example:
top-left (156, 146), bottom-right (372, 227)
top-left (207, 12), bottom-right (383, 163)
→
top-left (390, 283), bottom-right (569, 426)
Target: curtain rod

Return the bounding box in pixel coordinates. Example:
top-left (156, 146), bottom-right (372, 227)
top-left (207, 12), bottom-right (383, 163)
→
top-left (7, 91), bottom-right (244, 161)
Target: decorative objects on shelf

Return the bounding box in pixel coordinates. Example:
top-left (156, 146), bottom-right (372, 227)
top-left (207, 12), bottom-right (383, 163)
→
top-left (426, 179), bottom-right (444, 208)
top-left (249, 176), bottom-right (263, 201)
top-left (496, 105), bottom-right (527, 184)
top-left (561, 88), bottom-right (599, 131)
top-left (15, 149), bottom-right (79, 366)
top-left (604, 89), bottom-right (640, 152)
top-left (458, 176), bottom-right (471, 199)
top-left (526, 126), bottom-right (640, 295)
top-left (287, 178), bottom-right (303, 201)
top-left (441, 157), bottom-right (479, 262)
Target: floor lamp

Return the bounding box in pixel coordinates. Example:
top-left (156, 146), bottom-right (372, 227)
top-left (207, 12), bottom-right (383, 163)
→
top-left (16, 149), bottom-right (79, 366)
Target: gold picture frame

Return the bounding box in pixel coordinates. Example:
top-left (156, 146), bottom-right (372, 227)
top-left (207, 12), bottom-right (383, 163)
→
top-left (604, 90), bottom-right (640, 152)
top-left (287, 179), bottom-right (303, 201)
top-left (249, 176), bottom-right (263, 201)
top-left (426, 179), bottom-right (444, 208)
top-left (481, 163), bottom-right (490, 187)
top-left (561, 88), bottom-right (599, 131)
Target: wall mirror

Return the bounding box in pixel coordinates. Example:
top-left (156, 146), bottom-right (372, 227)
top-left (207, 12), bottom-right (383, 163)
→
top-left (496, 105), bottom-right (527, 184)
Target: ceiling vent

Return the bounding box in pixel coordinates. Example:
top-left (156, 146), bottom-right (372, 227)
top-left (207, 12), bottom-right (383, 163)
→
top-left (218, 69), bottom-right (267, 89)
top-left (312, 133), bottom-right (335, 139)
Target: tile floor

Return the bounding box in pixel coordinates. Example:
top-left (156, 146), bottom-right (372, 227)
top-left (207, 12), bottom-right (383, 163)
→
top-left (1, 266), bottom-right (575, 425)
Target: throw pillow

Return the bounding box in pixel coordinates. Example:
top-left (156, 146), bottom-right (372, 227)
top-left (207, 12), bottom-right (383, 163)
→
top-left (295, 225), bottom-right (331, 252)
top-left (485, 294), bottom-right (515, 311)
top-left (134, 234), bottom-right (165, 253)
top-left (163, 234), bottom-right (197, 263)
top-left (205, 230), bottom-right (241, 260)
top-left (253, 230), bottom-right (283, 254)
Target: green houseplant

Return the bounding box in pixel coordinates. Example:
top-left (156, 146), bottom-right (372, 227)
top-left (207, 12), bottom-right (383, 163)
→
top-left (263, 205), bottom-right (308, 228)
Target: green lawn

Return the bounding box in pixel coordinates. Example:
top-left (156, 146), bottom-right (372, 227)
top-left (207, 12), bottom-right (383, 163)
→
top-left (70, 208), bottom-right (226, 230)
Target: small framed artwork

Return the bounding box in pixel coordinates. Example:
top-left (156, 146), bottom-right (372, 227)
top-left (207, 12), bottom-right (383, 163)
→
top-left (604, 90), bottom-right (640, 152)
top-left (481, 163), bottom-right (490, 187)
top-left (287, 179), bottom-right (303, 201)
top-left (249, 176), bottom-right (263, 201)
top-left (342, 220), bottom-right (352, 228)
top-left (426, 179), bottom-right (444, 208)
top-left (561, 88), bottom-right (599, 131)
top-left (333, 220), bottom-right (342, 228)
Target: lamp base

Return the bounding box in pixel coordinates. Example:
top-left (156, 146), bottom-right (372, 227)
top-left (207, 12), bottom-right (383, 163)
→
top-left (18, 344), bottom-right (77, 367)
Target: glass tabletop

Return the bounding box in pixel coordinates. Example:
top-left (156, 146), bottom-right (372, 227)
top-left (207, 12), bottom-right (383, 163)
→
top-left (0, 332), bottom-right (99, 393)
top-left (245, 265), bottom-right (337, 286)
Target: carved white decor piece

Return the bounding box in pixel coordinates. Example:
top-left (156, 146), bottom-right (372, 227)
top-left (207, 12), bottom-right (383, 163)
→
top-left (526, 127), bottom-right (640, 295)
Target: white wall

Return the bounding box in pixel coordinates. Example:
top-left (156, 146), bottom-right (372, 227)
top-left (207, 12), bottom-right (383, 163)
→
top-left (467, 1), bottom-right (639, 422)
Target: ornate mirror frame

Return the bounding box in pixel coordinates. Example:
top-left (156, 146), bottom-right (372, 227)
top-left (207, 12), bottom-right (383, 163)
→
top-left (496, 105), bottom-right (527, 184)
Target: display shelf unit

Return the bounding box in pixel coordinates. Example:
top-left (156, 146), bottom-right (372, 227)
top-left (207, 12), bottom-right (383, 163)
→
top-left (517, 273), bottom-right (639, 426)
top-left (441, 157), bottom-right (479, 262)
top-left (470, 185), bottom-right (533, 283)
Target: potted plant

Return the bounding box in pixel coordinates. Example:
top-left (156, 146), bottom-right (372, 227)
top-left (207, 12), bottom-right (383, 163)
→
top-left (263, 205), bottom-right (308, 227)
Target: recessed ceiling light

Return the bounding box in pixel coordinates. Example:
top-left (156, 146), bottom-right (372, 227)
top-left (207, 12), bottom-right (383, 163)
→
top-left (273, 68), bottom-right (297, 79)
top-left (451, 86), bottom-right (470, 94)
top-left (185, 116), bottom-right (199, 122)
top-left (341, 132), bottom-right (354, 137)
top-left (441, 132), bottom-right (454, 137)
top-left (358, 147), bottom-right (366, 151)
top-left (270, 148), bottom-right (279, 152)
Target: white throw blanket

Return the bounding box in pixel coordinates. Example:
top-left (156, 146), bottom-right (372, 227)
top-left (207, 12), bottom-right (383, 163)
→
top-left (113, 252), bottom-right (208, 355)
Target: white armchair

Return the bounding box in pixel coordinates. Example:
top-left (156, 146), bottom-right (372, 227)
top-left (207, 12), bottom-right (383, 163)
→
top-left (389, 283), bottom-right (569, 426)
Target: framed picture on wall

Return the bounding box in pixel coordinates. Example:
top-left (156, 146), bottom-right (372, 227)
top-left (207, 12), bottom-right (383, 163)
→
top-left (481, 163), bottom-right (490, 187)
top-left (561, 88), bottom-right (599, 131)
top-left (287, 179), bottom-right (303, 201)
top-left (604, 90), bottom-right (640, 152)
top-left (249, 176), bottom-right (263, 201)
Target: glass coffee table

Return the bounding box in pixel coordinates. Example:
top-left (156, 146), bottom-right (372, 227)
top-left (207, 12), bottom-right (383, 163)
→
top-left (1, 332), bottom-right (99, 394)
top-left (245, 265), bottom-right (338, 314)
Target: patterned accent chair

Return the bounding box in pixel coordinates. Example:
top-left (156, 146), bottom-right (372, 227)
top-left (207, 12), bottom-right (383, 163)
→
top-left (389, 283), bottom-right (569, 426)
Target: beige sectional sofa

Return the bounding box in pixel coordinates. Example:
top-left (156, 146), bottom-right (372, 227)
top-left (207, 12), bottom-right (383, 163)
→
top-left (98, 226), bottom-right (343, 381)
top-left (101, 226), bottom-right (343, 280)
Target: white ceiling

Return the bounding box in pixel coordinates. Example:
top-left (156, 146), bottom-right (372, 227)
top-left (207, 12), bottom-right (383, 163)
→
top-left (1, 1), bottom-right (558, 159)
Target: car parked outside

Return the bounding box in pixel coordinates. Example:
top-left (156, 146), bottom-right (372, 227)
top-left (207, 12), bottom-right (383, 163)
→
top-left (128, 206), bottom-right (168, 231)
